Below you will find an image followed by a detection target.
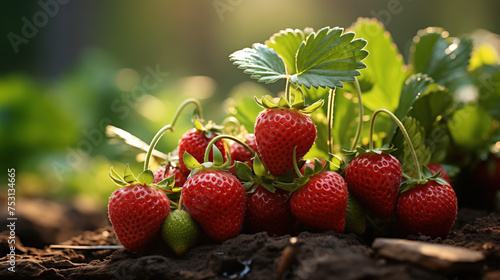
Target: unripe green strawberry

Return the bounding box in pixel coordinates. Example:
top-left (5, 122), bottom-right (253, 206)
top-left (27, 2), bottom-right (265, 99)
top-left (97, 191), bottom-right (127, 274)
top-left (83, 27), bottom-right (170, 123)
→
top-left (161, 209), bottom-right (200, 255)
top-left (344, 194), bottom-right (366, 235)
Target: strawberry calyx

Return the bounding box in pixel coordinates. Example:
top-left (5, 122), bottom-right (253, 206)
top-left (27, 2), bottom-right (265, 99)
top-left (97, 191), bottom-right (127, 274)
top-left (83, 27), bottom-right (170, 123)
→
top-left (193, 117), bottom-right (224, 139)
top-left (182, 134), bottom-right (250, 176)
top-left (235, 154), bottom-right (298, 193)
top-left (108, 164), bottom-right (179, 193)
top-left (292, 146), bottom-right (333, 187)
top-left (255, 87), bottom-right (324, 115)
top-left (399, 165), bottom-right (450, 194)
top-left (342, 146), bottom-right (397, 167)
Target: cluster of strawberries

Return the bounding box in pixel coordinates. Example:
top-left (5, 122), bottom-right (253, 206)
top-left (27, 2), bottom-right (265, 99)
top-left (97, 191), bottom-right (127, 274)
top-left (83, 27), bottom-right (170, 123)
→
top-left (107, 95), bottom-right (457, 255)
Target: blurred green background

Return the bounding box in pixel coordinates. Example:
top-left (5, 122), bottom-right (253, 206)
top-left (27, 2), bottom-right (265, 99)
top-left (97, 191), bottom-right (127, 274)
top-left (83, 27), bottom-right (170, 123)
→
top-left (1, 0), bottom-right (500, 210)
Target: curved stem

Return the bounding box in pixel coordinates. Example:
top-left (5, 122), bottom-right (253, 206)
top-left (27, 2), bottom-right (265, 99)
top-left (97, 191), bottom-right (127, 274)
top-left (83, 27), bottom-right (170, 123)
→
top-left (370, 109), bottom-right (422, 180)
top-left (170, 98), bottom-right (203, 128)
top-left (203, 134), bottom-right (255, 163)
top-left (326, 87), bottom-right (336, 155)
top-left (144, 98), bottom-right (202, 171)
top-left (221, 116), bottom-right (244, 136)
top-left (221, 116), bottom-right (242, 128)
top-left (144, 124), bottom-right (172, 171)
top-left (350, 77), bottom-right (364, 151)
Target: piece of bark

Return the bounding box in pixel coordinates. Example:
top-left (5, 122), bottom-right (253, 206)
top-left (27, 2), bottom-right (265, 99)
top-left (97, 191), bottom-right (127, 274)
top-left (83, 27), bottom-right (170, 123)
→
top-left (373, 238), bottom-right (485, 274)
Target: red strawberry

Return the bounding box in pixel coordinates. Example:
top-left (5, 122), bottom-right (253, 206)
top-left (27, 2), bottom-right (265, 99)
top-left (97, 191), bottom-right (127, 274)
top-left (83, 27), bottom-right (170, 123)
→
top-left (245, 186), bottom-right (295, 236)
top-left (395, 180), bottom-right (457, 238)
top-left (153, 164), bottom-right (167, 183)
top-left (300, 159), bottom-right (326, 174)
top-left (153, 164), bottom-right (187, 188)
top-left (178, 128), bottom-right (226, 174)
top-left (182, 169), bottom-right (247, 242)
top-left (108, 183), bottom-right (171, 252)
top-left (473, 155), bottom-right (500, 206)
top-left (345, 152), bottom-right (402, 219)
top-left (229, 134), bottom-right (257, 175)
top-left (255, 108), bottom-right (316, 177)
top-left (426, 163), bottom-right (451, 184)
top-left (290, 171), bottom-right (348, 232)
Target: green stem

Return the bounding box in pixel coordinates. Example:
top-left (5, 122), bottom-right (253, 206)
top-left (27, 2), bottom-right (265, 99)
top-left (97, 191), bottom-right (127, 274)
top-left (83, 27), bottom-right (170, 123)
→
top-left (178, 196), bottom-right (183, 210)
top-left (144, 98), bottom-right (203, 171)
top-left (326, 87), bottom-right (336, 155)
top-left (144, 124), bottom-right (172, 171)
top-left (285, 78), bottom-right (292, 103)
top-left (170, 98), bottom-right (203, 127)
top-left (350, 77), bottom-right (364, 151)
top-left (369, 109), bottom-right (422, 180)
top-left (204, 134), bottom-right (255, 163)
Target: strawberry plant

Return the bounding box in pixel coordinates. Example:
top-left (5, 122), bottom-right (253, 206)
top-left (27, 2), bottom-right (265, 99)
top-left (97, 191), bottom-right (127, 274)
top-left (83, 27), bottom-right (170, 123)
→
top-left (105, 17), bottom-right (500, 255)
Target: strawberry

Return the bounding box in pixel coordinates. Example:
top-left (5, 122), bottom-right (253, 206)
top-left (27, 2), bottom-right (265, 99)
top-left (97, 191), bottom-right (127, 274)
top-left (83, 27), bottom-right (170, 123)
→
top-left (182, 169), bottom-right (246, 242)
top-left (153, 164), bottom-right (167, 183)
top-left (245, 186), bottom-right (295, 236)
top-left (395, 180), bottom-right (457, 238)
top-left (254, 96), bottom-right (323, 177)
top-left (300, 159), bottom-right (326, 174)
top-left (345, 151), bottom-right (402, 219)
top-left (178, 126), bottom-right (226, 175)
top-left (154, 164), bottom-right (188, 188)
top-left (107, 166), bottom-right (171, 253)
top-left (426, 162), bottom-right (451, 184)
top-left (290, 171), bottom-right (348, 232)
top-left (229, 133), bottom-right (257, 175)
top-left (473, 155), bottom-right (500, 206)
top-left (181, 144), bottom-right (246, 242)
top-left (161, 209), bottom-right (200, 255)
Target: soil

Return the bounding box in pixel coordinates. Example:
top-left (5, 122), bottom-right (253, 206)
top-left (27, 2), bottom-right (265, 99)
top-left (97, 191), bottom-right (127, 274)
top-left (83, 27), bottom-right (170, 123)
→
top-left (1, 201), bottom-right (499, 280)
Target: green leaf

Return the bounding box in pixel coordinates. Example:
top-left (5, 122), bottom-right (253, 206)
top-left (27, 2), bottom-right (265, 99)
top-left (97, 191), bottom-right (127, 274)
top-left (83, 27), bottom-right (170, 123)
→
top-left (193, 117), bottom-right (204, 131)
top-left (230, 43), bottom-right (288, 84)
top-left (278, 96), bottom-right (290, 107)
top-left (300, 99), bottom-right (324, 115)
top-left (393, 117), bottom-right (431, 178)
top-left (138, 169), bottom-right (154, 185)
top-left (349, 18), bottom-right (407, 112)
top-left (211, 145), bottom-right (224, 166)
top-left (253, 154), bottom-right (267, 178)
top-left (448, 104), bottom-right (493, 151)
top-left (182, 152), bottom-right (201, 170)
top-left (292, 26), bottom-right (368, 89)
top-left (235, 162), bottom-right (254, 182)
top-left (410, 28), bottom-right (473, 86)
top-left (266, 28), bottom-right (308, 75)
top-left (123, 164), bottom-right (136, 184)
top-left (394, 75), bottom-right (434, 121)
top-left (291, 87), bottom-right (306, 109)
top-left (156, 174), bottom-right (175, 188)
top-left (331, 88), bottom-right (360, 151)
top-left (407, 86), bottom-right (452, 162)
top-left (109, 167), bottom-right (126, 185)
top-left (386, 74), bottom-right (434, 143)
